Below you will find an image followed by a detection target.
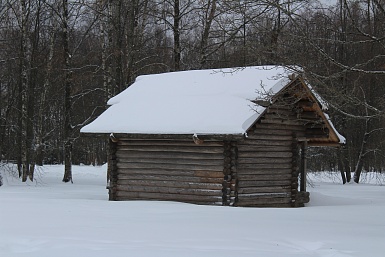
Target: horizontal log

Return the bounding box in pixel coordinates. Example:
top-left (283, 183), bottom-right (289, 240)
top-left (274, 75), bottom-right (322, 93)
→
top-left (266, 107), bottom-right (294, 114)
top-left (251, 122), bottom-right (305, 132)
top-left (117, 140), bottom-right (224, 146)
top-left (238, 180), bottom-right (291, 187)
top-left (116, 185), bottom-right (222, 196)
top-left (115, 151), bottom-right (223, 160)
top-left (117, 174), bottom-right (224, 183)
top-left (260, 118), bottom-right (303, 126)
top-left (238, 151), bottom-right (293, 158)
top-left (237, 168), bottom-right (292, 175)
top-left (116, 162), bottom-right (223, 171)
top-left (238, 192), bottom-right (290, 198)
top-left (116, 157), bottom-right (224, 166)
top-left (115, 191), bottom-right (223, 204)
top-left (244, 134), bottom-right (293, 141)
top-left (298, 111), bottom-right (319, 119)
top-left (235, 202), bottom-right (292, 208)
top-left (237, 163), bottom-right (292, 169)
top-left (238, 186), bottom-right (291, 194)
top-left (237, 146), bottom-right (292, 153)
top-left (117, 168), bottom-right (224, 178)
top-left (236, 196), bottom-right (291, 206)
top-left (237, 157), bottom-right (292, 164)
top-left (239, 140), bottom-right (292, 147)
top-left (117, 145), bottom-right (223, 153)
top-left (249, 129), bottom-right (293, 136)
top-left (117, 179), bottom-right (223, 190)
top-left (237, 174), bottom-right (292, 181)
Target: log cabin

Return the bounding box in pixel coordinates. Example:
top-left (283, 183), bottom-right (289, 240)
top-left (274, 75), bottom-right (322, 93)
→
top-left (81, 66), bottom-right (345, 207)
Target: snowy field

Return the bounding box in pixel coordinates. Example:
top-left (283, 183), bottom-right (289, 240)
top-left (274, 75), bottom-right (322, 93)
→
top-left (1, 165), bottom-right (385, 257)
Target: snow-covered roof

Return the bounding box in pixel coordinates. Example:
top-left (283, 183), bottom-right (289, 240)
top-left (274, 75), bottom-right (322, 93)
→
top-left (81, 66), bottom-right (293, 135)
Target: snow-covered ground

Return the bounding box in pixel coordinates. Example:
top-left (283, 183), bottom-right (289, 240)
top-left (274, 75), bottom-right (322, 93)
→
top-left (1, 165), bottom-right (384, 257)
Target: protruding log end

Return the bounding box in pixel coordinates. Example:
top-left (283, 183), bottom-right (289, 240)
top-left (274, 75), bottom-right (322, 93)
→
top-left (192, 134), bottom-right (204, 145)
top-left (110, 133), bottom-right (119, 143)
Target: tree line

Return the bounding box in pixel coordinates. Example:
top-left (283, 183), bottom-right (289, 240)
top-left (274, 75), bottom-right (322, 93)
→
top-left (0, 0), bottom-right (384, 183)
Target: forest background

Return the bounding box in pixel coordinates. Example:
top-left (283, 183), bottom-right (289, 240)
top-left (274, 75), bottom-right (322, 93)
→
top-left (1, 0), bottom-right (385, 184)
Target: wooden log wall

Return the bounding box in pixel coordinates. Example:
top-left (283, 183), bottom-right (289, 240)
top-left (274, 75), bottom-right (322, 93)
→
top-left (113, 139), bottom-right (224, 205)
top-left (236, 105), bottom-right (307, 207)
top-left (222, 141), bottom-right (237, 206)
top-left (108, 138), bottom-right (118, 200)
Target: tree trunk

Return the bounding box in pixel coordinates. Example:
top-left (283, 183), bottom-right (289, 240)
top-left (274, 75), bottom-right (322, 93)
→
top-left (199, 0), bottom-right (217, 68)
top-left (20, 0), bottom-right (29, 182)
top-left (62, 0), bottom-right (73, 183)
top-left (173, 0), bottom-right (181, 71)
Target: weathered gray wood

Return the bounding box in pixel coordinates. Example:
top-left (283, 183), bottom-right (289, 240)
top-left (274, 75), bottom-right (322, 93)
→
top-left (237, 174), bottom-right (292, 181)
top-left (260, 118), bottom-right (304, 126)
top-left (238, 180), bottom-right (291, 187)
top-left (236, 196), bottom-right (291, 206)
top-left (237, 157), bottom-right (292, 164)
top-left (252, 123), bottom-right (306, 132)
top-left (244, 134), bottom-right (293, 141)
top-left (250, 129), bottom-right (293, 136)
top-left (117, 168), bottom-right (224, 178)
top-left (117, 174), bottom-right (224, 183)
top-left (115, 191), bottom-right (223, 203)
top-left (116, 185), bottom-right (222, 196)
top-left (116, 145), bottom-right (223, 153)
top-left (235, 168), bottom-right (291, 175)
top-left (116, 157), bottom-right (224, 166)
top-left (236, 146), bottom-right (292, 153)
top-left (116, 162), bottom-right (222, 171)
top-left (238, 192), bottom-right (291, 198)
top-left (238, 151), bottom-right (293, 158)
top-left (238, 186), bottom-right (291, 194)
top-left (238, 140), bottom-right (292, 147)
top-left (237, 163), bottom-right (292, 169)
top-left (115, 151), bottom-right (223, 160)
top-left (118, 179), bottom-right (223, 190)
top-left (117, 140), bottom-right (224, 146)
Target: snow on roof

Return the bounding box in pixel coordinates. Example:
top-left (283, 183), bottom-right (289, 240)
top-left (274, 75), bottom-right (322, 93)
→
top-left (80, 66), bottom-right (295, 135)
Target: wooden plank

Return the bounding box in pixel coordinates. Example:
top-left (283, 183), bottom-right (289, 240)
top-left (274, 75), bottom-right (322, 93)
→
top-left (117, 180), bottom-right (223, 190)
top-left (237, 163), bottom-right (292, 169)
top-left (117, 140), bottom-right (224, 146)
top-left (237, 174), bottom-right (292, 181)
top-left (236, 168), bottom-right (291, 175)
top-left (238, 151), bottom-right (292, 158)
top-left (244, 134), bottom-right (293, 141)
top-left (237, 146), bottom-right (292, 152)
top-left (249, 129), bottom-right (293, 136)
top-left (237, 157), bottom-right (292, 164)
top-left (235, 201), bottom-right (292, 207)
top-left (260, 119), bottom-right (303, 126)
top-left (238, 186), bottom-right (291, 194)
top-left (238, 180), bottom-right (291, 187)
top-left (117, 168), bottom-right (224, 178)
top-left (116, 157), bottom-right (224, 166)
top-left (236, 197), bottom-right (291, 205)
top-left (115, 151), bottom-right (223, 160)
top-left (238, 192), bottom-right (291, 198)
top-left (115, 191), bottom-right (223, 203)
top-left (116, 185), bottom-right (222, 196)
top-left (117, 174), bottom-right (224, 183)
top-left (238, 140), bottom-right (292, 147)
top-left (116, 145), bottom-right (223, 153)
top-left (252, 123), bottom-right (305, 132)
top-left (116, 162), bottom-right (223, 171)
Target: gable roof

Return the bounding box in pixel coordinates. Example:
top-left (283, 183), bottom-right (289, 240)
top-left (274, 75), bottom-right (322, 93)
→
top-left (80, 66), bottom-right (344, 144)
